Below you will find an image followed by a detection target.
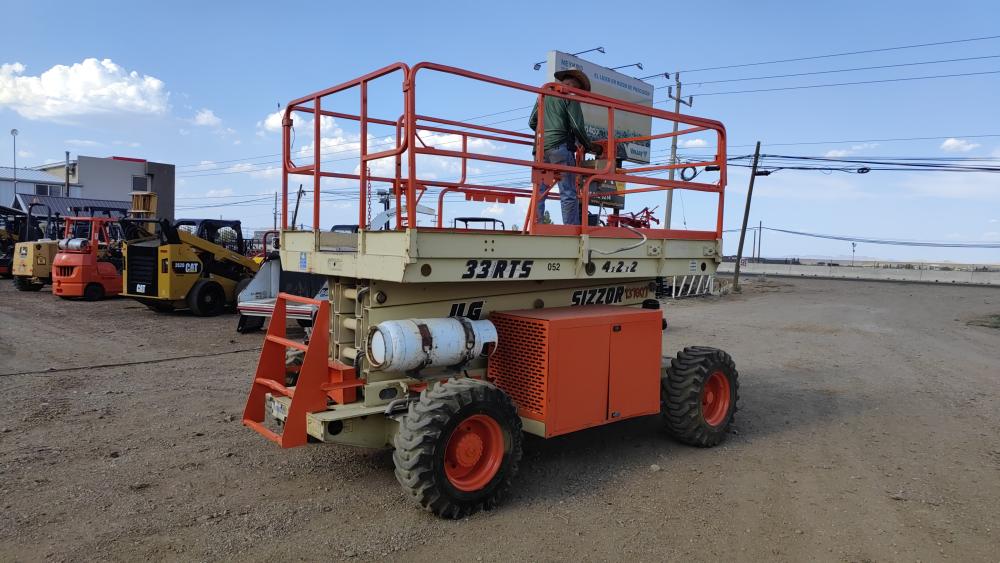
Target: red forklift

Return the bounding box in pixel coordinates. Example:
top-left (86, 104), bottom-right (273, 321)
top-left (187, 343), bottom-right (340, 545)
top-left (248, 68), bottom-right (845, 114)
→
top-left (51, 212), bottom-right (126, 301)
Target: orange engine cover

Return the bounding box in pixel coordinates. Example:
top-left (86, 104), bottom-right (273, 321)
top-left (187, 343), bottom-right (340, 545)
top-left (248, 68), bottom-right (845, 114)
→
top-left (488, 305), bottom-right (662, 438)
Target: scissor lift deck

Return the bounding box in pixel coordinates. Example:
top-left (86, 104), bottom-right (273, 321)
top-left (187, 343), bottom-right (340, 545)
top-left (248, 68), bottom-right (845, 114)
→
top-left (280, 229), bottom-right (719, 282)
top-left (242, 61), bottom-right (739, 519)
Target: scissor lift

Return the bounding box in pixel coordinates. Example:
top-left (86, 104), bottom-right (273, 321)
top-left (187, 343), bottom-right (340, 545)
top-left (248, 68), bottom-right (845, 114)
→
top-left (243, 62), bottom-right (740, 518)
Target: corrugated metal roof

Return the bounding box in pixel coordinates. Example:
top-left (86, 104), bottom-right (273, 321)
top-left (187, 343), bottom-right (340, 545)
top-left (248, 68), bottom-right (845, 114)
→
top-left (13, 194), bottom-right (130, 217)
top-left (0, 166), bottom-right (64, 183)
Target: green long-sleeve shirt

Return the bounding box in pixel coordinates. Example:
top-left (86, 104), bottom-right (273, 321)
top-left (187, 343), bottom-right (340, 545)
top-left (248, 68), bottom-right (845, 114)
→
top-left (528, 96), bottom-right (593, 152)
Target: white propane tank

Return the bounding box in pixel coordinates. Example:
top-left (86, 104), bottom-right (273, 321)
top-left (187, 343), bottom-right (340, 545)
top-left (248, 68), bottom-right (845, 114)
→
top-left (57, 238), bottom-right (90, 251)
top-left (366, 317), bottom-right (498, 372)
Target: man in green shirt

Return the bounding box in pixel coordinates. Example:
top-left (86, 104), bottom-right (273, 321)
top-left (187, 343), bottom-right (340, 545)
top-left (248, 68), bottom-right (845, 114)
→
top-left (528, 69), bottom-right (603, 225)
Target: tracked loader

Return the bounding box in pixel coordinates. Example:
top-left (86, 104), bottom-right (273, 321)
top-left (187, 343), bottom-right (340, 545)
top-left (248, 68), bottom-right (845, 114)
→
top-left (240, 60), bottom-right (740, 518)
top-left (120, 218), bottom-right (259, 315)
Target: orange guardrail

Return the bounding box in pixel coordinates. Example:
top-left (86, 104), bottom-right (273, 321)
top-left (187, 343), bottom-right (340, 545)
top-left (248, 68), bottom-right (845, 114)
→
top-left (280, 61), bottom-right (727, 241)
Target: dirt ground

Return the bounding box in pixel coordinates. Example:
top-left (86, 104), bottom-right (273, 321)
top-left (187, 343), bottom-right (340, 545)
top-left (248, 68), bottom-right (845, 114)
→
top-left (0, 277), bottom-right (998, 562)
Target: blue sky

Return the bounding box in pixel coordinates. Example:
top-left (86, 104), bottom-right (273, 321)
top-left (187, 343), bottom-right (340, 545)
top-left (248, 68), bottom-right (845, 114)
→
top-left (2, 0), bottom-right (999, 263)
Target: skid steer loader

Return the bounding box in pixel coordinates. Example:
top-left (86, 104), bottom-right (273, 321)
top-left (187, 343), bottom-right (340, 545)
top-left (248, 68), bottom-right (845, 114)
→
top-left (120, 218), bottom-right (259, 316)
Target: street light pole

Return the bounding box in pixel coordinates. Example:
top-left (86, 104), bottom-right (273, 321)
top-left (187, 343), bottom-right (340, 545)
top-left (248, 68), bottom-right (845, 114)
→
top-left (10, 129), bottom-right (18, 194)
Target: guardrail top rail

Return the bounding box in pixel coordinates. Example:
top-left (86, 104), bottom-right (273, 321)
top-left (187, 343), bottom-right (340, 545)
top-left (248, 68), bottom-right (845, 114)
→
top-left (280, 61), bottom-right (727, 242)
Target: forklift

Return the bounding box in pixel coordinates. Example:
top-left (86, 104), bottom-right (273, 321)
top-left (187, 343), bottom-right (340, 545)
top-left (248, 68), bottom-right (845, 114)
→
top-left (51, 213), bottom-right (126, 301)
top-left (0, 207), bottom-right (26, 278)
top-left (11, 203), bottom-right (63, 292)
top-left (120, 218), bottom-right (260, 315)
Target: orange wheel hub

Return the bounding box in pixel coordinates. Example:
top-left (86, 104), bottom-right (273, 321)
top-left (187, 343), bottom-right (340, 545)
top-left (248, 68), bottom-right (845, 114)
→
top-left (702, 371), bottom-right (731, 427)
top-left (444, 414), bottom-right (504, 491)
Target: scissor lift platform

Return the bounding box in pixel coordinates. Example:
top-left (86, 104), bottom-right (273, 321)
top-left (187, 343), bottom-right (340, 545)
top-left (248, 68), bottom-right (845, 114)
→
top-left (241, 60), bottom-right (739, 519)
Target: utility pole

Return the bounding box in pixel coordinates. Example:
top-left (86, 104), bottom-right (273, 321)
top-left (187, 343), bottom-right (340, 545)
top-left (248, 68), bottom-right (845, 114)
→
top-left (290, 184), bottom-right (305, 230)
top-left (665, 74), bottom-right (693, 229)
top-left (758, 220), bottom-right (763, 262)
top-left (733, 141), bottom-right (762, 292)
top-left (272, 192), bottom-right (278, 230)
top-left (851, 242), bottom-right (857, 266)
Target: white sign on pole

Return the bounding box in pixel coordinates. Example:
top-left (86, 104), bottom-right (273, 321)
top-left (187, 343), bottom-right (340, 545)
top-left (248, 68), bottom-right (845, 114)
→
top-left (546, 51), bottom-right (655, 164)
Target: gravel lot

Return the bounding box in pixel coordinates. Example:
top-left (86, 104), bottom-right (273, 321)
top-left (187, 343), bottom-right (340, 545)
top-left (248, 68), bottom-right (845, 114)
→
top-left (1, 277), bottom-right (998, 562)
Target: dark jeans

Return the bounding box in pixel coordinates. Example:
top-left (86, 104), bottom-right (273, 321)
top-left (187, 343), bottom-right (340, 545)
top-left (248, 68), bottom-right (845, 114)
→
top-left (536, 145), bottom-right (580, 225)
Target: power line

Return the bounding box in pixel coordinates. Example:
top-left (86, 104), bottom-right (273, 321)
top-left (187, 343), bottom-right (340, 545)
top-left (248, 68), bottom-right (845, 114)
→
top-left (739, 153), bottom-right (1000, 173)
top-left (175, 133), bottom-right (1000, 178)
top-left (762, 226), bottom-right (1000, 248)
top-left (166, 34), bottom-right (999, 173)
top-left (672, 54), bottom-right (1000, 87)
top-left (742, 133), bottom-right (1000, 148)
top-left (691, 69), bottom-right (1000, 96)
top-left (677, 34), bottom-right (1000, 74)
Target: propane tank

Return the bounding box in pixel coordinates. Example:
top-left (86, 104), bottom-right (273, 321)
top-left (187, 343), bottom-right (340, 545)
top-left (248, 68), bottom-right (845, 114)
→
top-left (57, 238), bottom-right (90, 251)
top-left (366, 317), bottom-right (498, 372)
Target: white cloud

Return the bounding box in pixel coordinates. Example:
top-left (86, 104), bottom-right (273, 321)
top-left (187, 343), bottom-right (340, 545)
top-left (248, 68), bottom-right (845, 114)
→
top-left (940, 138), bottom-right (980, 153)
top-left (228, 163), bottom-right (255, 174)
top-left (678, 138), bottom-right (707, 149)
top-left (17, 149), bottom-right (33, 158)
top-left (178, 128), bottom-right (190, 136)
top-left (205, 188), bottom-right (234, 197)
top-left (824, 143), bottom-right (878, 158)
top-left (190, 160), bottom-right (216, 171)
top-left (990, 218), bottom-right (998, 223)
top-left (257, 107), bottom-right (345, 136)
top-left (0, 58), bottom-right (168, 120)
top-left (193, 108), bottom-right (221, 127)
top-left (893, 171), bottom-right (1000, 201)
top-left (482, 203), bottom-right (505, 216)
top-left (66, 139), bottom-right (103, 148)
top-left (113, 140), bottom-right (141, 148)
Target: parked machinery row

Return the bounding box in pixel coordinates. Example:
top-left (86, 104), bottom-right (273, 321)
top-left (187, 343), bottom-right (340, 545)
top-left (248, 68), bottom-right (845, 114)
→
top-left (7, 193), bottom-right (260, 316)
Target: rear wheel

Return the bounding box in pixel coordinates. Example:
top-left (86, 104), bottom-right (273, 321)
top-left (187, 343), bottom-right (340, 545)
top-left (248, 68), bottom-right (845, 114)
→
top-left (144, 301), bottom-right (175, 313)
top-left (393, 378), bottom-right (522, 519)
top-left (13, 276), bottom-right (43, 292)
top-left (662, 346), bottom-right (739, 447)
top-left (83, 283), bottom-right (105, 301)
top-left (188, 280), bottom-right (226, 316)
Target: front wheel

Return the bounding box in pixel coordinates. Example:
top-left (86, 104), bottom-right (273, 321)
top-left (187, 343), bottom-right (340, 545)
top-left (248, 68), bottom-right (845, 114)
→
top-left (13, 276), bottom-right (43, 292)
top-left (188, 280), bottom-right (226, 316)
top-left (662, 346), bottom-right (740, 447)
top-left (145, 301), bottom-right (175, 313)
top-left (393, 378), bottom-right (523, 519)
top-left (83, 283), bottom-right (105, 301)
